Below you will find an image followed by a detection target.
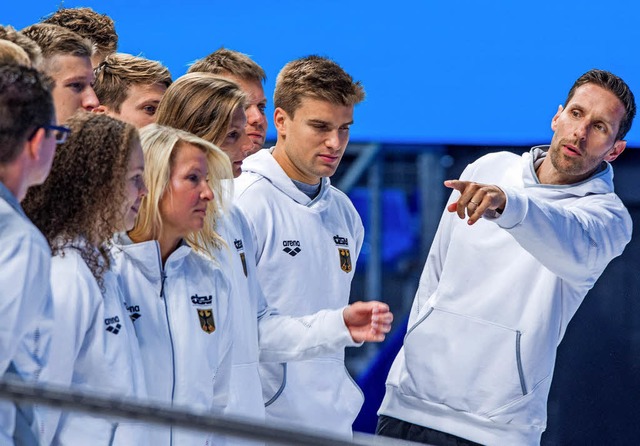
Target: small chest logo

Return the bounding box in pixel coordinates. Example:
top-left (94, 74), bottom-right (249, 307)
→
top-left (334, 235), bottom-right (352, 273)
top-left (105, 315), bottom-right (121, 335)
top-left (191, 294), bottom-right (215, 334)
top-left (125, 303), bottom-right (141, 323)
top-left (282, 240), bottom-right (301, 257)
top-left (234, 239), bottom-right (248, 277)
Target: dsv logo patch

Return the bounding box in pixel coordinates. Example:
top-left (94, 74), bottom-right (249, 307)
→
top-left (282, 240), bottom-right (301, 257)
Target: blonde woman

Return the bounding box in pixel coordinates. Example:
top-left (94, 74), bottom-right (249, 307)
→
top-left (155, 73), bottom-right (393, 424)
top-left (111, 124), bottom-right (233, 446)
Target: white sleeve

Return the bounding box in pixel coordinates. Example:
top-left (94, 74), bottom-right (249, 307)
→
top-left (488, 187), bottom-right (632, 285)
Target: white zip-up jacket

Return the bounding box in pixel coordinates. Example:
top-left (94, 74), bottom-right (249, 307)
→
top-left (216, 201), bottom-right (358, 425)
top-left (111, 236), bottom-right (233, 446)
top-left (36, 244), bottom-right (148, 446)
top-left (0, 183), bottom-right (52, 445)
top-left (234, 149), bottom-right (364, 436)
top-left (380, 147), bottom-right (632, 446)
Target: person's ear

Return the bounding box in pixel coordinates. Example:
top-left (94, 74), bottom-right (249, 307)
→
top-left (550, 104), bottom-right (563, 132)
top-left (605, 140), bottom-right (626, 162)
top-left (92, 105), bottom-right (108, 115)
top-left (26, 128), bottom-right (46, 161)
top-left (273, 107), bottom-right (289, 135)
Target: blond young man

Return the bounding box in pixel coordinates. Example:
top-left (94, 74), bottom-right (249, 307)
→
top-left (42, 6), bottom-right (117, 67)
top-left (233, 55), bottom-right (370, 437)
top-left (93, 53), bottom-right (172, 128)
top-left (21, 23), bottom-right (99, 125)
top-left (189, 48), bottom-right (268, 155)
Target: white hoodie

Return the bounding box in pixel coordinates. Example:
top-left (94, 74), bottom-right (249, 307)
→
top-left (216, 202), bottom-right (359, 425)
top-left (111, 236), bottom-right (233, 446)
top-left (38, 244), bottom-right (148, 445)
top-left (234, 149), bottom-right (365, 436)
top-left (0, 183), bottom-right (52, 445)
top-left (380, 147), bottom-right (632, 446)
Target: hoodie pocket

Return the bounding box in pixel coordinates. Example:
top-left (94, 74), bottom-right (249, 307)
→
top-left (399, 307), bottom-right (528, 416)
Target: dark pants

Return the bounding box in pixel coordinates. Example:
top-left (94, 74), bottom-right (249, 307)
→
top-left (376, 415), bottom-right (484, 446)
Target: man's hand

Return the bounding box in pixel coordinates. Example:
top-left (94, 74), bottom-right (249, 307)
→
top-left (444, 180), bottom-right (507, 225)
top-left (343, 301), bottom-right (393, 343)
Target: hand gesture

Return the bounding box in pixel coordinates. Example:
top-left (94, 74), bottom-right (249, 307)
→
top-left (444, 180), bottom-right (506, 225)
top-left (343, 301), bottom-right (393, 343)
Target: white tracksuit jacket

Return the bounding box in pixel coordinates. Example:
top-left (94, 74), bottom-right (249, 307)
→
top-left (379, 147), bottom-right (632, 446)
top-left (111, 236), bottom-right (233, 446)
top-left (234, 149), bottom-right (365, 436)
top-left (216, 202), bottom-right (358, 425)
top-left (0, 183), bottom-right (52, 445)
top-left (37, 244), bottom-right (148, 445)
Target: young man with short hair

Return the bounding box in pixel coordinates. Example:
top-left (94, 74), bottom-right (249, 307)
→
top-left (189, 48), bottom-right (268, 155)
top-left (234, 55), bottom-right (368, 436)
top-left (93, 52), bottom-right (172, 128)
top-left (0, 63), bottom-right (59, 445)
top-left (22, 23), bottom-right (99, 125)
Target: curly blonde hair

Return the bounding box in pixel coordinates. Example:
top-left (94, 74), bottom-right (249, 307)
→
top-left (23, 111), bottom-right (138, 288)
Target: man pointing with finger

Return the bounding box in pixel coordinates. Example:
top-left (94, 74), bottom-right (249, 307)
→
top-left (376, 69), bottom-right (635, 446)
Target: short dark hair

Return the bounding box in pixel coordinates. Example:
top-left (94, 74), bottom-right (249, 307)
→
top-left (0, 64), bottom-right (54, 164)
top-left (188, 48), bottom-right (266, 84)
top-left (565, 69), bottom-right (636, 141)
top-left (274, 55), bottom-right (365, 117)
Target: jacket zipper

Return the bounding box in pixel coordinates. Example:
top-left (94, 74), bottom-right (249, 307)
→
top-left (157, 243), bottom-right (176, 446)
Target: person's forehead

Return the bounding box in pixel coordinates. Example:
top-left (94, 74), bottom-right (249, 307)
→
top-left (48, 53), bottom-right (93, 77)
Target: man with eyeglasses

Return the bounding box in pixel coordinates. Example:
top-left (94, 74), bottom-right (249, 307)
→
top-left (0, 64), bottom-right (58, 445)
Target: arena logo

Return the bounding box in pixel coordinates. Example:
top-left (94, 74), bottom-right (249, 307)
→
top-left (125, 303), bottom-right (141, 322)
top-left (282, 240), bottom-right (301, 257)
top-left (105, 315), bottom-right (121, 335)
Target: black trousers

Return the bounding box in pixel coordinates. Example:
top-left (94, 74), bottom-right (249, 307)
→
top-left (376, 415), bottom-right (484, 446)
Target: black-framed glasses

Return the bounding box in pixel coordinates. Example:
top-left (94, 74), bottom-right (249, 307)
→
top-left (44, 125), bottom-right (71, 144)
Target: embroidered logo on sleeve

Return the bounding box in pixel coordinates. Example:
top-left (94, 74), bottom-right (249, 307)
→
top-left (282, 240), bottom-right (301, 257)
top-left (105, 316), bottom-right (121, 335)
top-left (234, 239), bottom-right (248, 277)
top-left (191, 294), bottom-right (216, 334)
top-left (334, 235), bottom-right (352, 273)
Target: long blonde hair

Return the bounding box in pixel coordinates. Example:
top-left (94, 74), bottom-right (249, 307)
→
top-left (130, 124), bottom-right (232, 256)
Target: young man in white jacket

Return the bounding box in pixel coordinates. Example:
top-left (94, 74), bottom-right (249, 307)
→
top-left (0, 64), bottom-right (57, 444)
top-left (234, 55), bottom-right (373, 436)
top-left (377, 69), bottom-right (636, 446)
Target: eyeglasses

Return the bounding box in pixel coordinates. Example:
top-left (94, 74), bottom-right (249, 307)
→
top-left (43, 125), bottom-right (72, 144)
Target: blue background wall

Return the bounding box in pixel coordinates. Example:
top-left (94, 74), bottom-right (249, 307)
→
top-left (5, 0), bottom-right (640, 146)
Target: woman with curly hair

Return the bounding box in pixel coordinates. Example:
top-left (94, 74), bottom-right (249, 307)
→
top-left (22, 111), bottom-right (148, 445)
top-left (111, 124), bottom-right (234, 446)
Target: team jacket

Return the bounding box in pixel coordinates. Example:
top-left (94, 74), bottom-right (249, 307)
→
top-left (37, 244), bottom-right (148, 445)
top-left (380, 147), bottom-right (632, 446)
top-left (0, 183), bottom-right (53, 445)
top-left (111, 235), bottom-right (233, 446)
top-left (234, 149), bottom-right (365, 436)
top-left (216, 202), bottom-right (358, 425)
